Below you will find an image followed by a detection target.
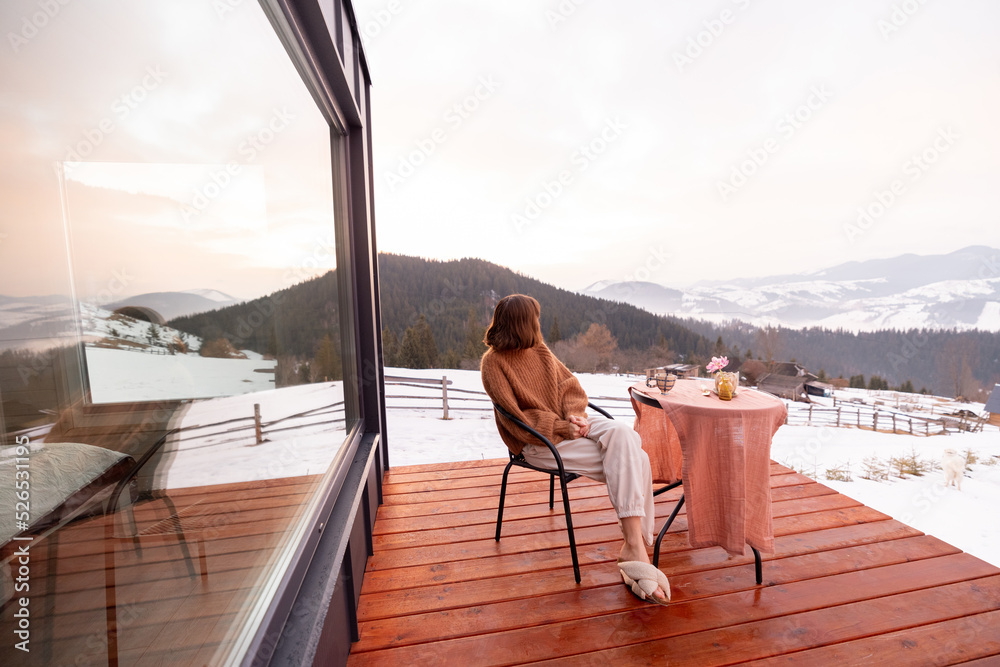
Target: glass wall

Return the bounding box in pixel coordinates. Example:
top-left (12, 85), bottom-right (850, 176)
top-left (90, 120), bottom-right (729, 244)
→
top-left (0, 1), bottom-right (362, 664)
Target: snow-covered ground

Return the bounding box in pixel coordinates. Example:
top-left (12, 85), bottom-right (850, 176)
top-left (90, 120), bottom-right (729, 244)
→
top-left (86, 346), bottom-right (276, 402)
top-left (35, 379), bottom-right (346, 490)
top-left (147, 381), bottom-right (345, 490)
top-left (82, 305), bottom-right (276, 402)
top-left (382, 367), bottom-right (1000, 568)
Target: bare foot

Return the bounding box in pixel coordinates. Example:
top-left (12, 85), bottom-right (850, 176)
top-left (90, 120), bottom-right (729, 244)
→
top-left (618, 543), bottom-right (649, 565)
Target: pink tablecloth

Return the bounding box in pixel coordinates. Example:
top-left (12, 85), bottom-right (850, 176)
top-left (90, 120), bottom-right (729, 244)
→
top-left (630, 379), bottom-right (787, 556)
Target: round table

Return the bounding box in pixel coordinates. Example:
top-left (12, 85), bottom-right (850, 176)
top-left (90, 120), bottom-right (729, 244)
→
top-left (629, 378), bottom-right (787, 558)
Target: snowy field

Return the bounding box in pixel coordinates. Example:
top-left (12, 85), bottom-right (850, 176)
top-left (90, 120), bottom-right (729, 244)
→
top-left (147, 381), bottom-right (346, 490)
top-left (86, 346), bottom-right (276, 402)
top-left (382, 367), bottom-right (1000, 568)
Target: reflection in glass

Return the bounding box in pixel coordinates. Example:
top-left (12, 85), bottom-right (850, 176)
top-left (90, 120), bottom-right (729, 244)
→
top-left (0, 0), bottom-right (358, 664)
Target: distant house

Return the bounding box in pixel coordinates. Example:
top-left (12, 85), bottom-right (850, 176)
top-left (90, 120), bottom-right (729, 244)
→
top-left (985, 384), bottom-right (1000, 427)
top-left (664, 363), bottom-right (700, 379)
top-left (757, 373), bottom-right (808, 401)
top-left (757, 361), bottom-right (830, 402)
top-left (805, 380), bottom-right (834, 398)
top-left (769, 361), bottom-right (809, 377)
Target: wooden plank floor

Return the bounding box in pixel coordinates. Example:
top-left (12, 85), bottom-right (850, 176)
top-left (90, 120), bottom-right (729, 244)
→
top-left (0, 474), bottom-right (322, 666)
top-left (349, 459), bottom-right (1000, 666)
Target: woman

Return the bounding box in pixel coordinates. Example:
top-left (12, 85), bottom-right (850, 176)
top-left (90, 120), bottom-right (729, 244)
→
top-left (480, 294), bottom-right (669, 604)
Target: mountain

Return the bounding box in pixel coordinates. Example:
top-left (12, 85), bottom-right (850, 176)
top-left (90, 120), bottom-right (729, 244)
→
top-left (583, 246), bottom-right (1000, 332)
top-left (168, 272), bottom-right (343, 359)
top-left (0, 294), bottom-right (76, 351)
top-left (80, 302), bottom-right (204, 353)
top-left (0, 289), bottom-right (239, 352)
top-left (376, 254), bottom-right (709, 358)
top-left (106, 289), bottom-right (240, 321)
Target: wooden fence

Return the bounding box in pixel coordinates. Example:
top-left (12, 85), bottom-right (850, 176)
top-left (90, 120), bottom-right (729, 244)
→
top-left (385, 374), bottom-right (984, 436)
top-left (383, 374), bottom-right (634, 420)
top-left (783, 401), bottom-right (980, 436)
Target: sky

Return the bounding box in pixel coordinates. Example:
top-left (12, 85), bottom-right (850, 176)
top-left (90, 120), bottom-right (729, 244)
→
top-left (2, 0), bottom-right (999, 304)
top-left (0, 0), bottom-right (337, 302)
top-left (353, 0), bottom-right (1000, 291)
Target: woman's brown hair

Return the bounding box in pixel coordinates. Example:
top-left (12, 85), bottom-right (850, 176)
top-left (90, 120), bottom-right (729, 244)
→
top-left (484, 294), bottom-right (544, 351)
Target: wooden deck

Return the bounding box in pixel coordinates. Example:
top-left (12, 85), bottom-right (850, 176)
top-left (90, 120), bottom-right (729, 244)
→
top-left (0, 474), bottom-right (321, 666)
top-left (349, 459), bottom-right (1000, 665)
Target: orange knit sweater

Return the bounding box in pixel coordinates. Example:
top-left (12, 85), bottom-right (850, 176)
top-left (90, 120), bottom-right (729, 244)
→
top-left (480, 343), bottom-right (589, 455)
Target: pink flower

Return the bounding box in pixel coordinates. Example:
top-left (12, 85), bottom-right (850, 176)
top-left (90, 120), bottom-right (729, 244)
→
top-left (706, 356), bottom-right (729, 374)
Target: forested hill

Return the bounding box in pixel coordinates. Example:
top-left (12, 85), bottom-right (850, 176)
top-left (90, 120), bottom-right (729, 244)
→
top-left (169, 271), bottom-right (341, 359)
top-left (378, 253), bottom-right (710, 363)
top-left (678, 318), bottom-right (1000, 400)
top-left (164, 256), bottom-right (710, 377)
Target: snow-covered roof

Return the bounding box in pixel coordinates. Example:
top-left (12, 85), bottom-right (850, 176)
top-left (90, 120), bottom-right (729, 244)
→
top-left (805, 380), bottom-right (833, 389)
top-left (759, 373), bottom-right (805, 388)
top-left (985, 384), bottom-right (1000, 414)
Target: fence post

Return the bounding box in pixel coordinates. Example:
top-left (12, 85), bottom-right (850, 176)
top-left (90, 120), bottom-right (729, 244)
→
top-left (873, 412), bottom-right (878, 431)
top-left (808, 404), bottom-right (813, 425)
top-left (836, 407), bottom-right (841, 427)
top-left (909, 418), bottom-right (913, 435)
top-left (442, 376), bottom-right (449, 420)
top-left (892, 413), bottom-right (896, 434)
top-left (856, 409), bottom-right (861, 428)
top-left (254, 403), bottom-right (263, 444)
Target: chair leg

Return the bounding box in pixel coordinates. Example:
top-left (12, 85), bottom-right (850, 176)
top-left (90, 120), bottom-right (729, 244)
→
top-left (557, 473), bottom-right (581, 584)
top-left (160, 495), bottom-right (198, 579)
top-left (198, 538), bottom-right (209, 580)
top-left (548, 475), bottom-right (555, 509)
top-left (653, 480), bottom-right (682, 497)
top-left (653, 494), bottom-right (685, 568)
top-left (752, 546), bottom-right (762, 585)
top-left (104, 502), bottom-right (120, 667)
top-left (124, 496), bottom-right (142, 555)
top-left (495, 461), bottom-right (515, 542)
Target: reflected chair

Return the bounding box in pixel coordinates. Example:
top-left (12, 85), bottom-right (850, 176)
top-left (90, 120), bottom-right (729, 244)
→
top-left (492, 402), bottom-right (614, 583)
top-left (630, 386), bottom-right (763, 584)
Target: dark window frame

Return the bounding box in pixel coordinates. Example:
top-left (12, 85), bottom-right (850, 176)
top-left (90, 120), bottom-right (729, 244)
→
top-left (236, 1), bottom-right (385, 665)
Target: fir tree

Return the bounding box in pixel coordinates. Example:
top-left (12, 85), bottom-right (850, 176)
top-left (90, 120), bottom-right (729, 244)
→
top-left (399, 315), bottom-right (438, 368)
top-left (314, 333), bottom-right (341, 381)
top-left (441, 348), bottom-right (462, 369)
top-left (298, 360), bottom-right (312, 384)
top-left (382, 328), bottom-right (401, 367)
top-left (548, 316), bottom-right (562, 343)
top-left (461, 308), bottom-right (487, 361)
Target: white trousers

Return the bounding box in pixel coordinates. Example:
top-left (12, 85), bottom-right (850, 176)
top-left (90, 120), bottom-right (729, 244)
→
top-left (521, 415), bottom-right (656, 546)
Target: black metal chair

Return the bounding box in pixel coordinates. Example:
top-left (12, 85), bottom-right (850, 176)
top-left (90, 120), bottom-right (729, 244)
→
top-left (630, 386), bottom-right (763, 584)
top-left (492, 402), bottom-right (614, 583)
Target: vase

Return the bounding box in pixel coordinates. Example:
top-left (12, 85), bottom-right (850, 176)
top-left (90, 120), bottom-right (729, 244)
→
top-left (715, 372), bottom-right (736, 401)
